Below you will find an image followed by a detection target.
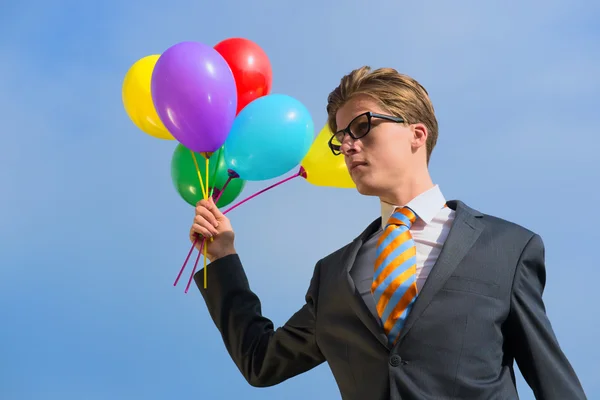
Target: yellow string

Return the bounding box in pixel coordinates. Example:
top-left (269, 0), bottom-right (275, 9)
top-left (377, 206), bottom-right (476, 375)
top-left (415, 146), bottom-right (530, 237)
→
top-left (190, 151), bottom-right (207, 199)
top-left (205, 155), bottom-right (210, 200)
top-left (204, 154), bottom-right (210, 289)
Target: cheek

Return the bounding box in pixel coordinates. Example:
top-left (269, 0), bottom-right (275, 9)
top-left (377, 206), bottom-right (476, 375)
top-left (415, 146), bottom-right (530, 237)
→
top-left (371, 141), bottom-right (408, 172)
top-left (344, 157), bottom-right (352, 170)
top-left (370, 137), bottom-right (403, 159)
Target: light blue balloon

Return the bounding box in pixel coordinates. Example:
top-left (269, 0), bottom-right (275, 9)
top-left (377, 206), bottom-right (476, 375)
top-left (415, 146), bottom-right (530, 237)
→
top-left (224, 94), bottom-right (314, 181)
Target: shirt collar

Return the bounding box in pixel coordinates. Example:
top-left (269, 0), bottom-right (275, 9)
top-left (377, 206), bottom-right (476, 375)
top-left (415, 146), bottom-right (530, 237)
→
top-left (380, 185), bottom-right (447, 228)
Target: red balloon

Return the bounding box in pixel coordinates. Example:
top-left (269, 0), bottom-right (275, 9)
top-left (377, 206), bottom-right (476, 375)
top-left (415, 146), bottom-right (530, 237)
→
top-left (214, 38), bottom-right (273, 114)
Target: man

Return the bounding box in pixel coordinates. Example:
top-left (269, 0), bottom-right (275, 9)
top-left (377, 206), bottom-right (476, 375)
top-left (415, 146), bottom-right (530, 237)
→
top-left (190, 66), bottom-right (586, 399)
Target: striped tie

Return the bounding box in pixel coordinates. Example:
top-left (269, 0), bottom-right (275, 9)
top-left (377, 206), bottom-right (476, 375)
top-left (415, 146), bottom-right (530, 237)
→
top-left (371, 206), bottom-right (418, 346)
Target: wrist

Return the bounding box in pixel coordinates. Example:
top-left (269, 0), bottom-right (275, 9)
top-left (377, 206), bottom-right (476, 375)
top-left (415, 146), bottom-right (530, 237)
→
top-left (209, 247), bottom-right (237, 262)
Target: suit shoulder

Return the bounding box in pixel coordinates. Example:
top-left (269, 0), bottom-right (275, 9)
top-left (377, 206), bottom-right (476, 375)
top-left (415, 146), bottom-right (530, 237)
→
top-left (481, 212), bottom-right (534, 233)
top-left (319, 240), bottom-right (355, 266)
top-left (456, 199), bottom-right (538, 242)
top-left (479, 211), bottom-right (539, 244)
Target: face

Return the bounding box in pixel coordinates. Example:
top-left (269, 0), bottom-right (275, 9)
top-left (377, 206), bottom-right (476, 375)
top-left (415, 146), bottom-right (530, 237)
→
top-left (334, 94), bottom-right (427, 199)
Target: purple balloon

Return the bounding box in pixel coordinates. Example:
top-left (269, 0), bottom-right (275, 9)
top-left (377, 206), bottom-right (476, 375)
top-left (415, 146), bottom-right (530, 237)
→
top-left (151, 41), bottom-right (238, 153)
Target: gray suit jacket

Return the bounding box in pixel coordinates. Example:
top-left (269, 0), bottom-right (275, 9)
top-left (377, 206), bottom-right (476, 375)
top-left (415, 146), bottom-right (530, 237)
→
top-left (195, 200), bottom-right (586, 399)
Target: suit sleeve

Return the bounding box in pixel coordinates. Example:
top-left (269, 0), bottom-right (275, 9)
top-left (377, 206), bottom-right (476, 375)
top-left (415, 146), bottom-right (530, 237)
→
top-left (508, 234), bottom-right (587, 399)
top-left (194, 254), bottom-right (325, 387)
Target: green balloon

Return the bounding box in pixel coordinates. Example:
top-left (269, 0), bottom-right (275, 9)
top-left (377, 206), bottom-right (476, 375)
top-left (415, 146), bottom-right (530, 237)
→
top-left (171, 144), bottom-right (246, 208)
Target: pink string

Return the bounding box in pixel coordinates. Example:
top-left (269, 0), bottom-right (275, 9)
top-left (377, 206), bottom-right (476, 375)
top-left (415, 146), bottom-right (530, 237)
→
top-left (223, 171), bottom-right (301, 216)
top-left (184, 242), bottom-right (204, 293)
top-left (173, 237), bottom-right (197, 286)
top-left (173, 176), bottom-right (232, 287)
top-left (174, 169), bottom-right (303, 291)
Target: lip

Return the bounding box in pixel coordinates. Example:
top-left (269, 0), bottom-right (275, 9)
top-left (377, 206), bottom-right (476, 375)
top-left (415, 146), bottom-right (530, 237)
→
top-left (349, 161), bottom-right (368, 172)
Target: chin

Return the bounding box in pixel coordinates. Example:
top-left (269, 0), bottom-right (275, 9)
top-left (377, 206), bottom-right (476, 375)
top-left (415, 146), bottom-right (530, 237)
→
top-left (353, 179), bottom-right (383, 197)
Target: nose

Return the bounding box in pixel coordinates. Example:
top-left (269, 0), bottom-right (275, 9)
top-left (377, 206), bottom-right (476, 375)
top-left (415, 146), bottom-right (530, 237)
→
top-left (340, 135), bottom-right (359, 155)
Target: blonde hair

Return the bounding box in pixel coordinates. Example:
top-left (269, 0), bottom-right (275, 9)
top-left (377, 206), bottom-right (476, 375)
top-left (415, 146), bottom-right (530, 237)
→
top-left (326, 66), bottom-right (438, 163)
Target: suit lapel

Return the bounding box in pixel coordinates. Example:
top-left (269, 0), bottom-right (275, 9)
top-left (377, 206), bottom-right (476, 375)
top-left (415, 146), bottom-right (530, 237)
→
top-left (341, 217), bottom-right (390, 350)
top-left (395, 200), bottom-right (484, 347)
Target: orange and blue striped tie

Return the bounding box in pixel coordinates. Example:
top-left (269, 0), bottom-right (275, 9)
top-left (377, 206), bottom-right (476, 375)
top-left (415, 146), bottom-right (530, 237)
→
top-left (371, 206), bottom-right (418, 345)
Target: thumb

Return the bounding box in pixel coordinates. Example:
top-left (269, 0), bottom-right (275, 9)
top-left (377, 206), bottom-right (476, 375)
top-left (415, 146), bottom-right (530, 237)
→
top-left (209, 196), bottom-right (226, 220)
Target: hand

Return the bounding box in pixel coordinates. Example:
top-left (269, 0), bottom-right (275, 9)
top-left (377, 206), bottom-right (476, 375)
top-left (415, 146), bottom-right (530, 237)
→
top-left (189, 198), bottom-right (236, 262)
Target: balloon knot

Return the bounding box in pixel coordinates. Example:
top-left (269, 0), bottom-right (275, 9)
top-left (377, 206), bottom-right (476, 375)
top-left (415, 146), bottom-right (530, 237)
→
top-left (298, 166), bottom-right (307, 179)
top-left (201, 152), bottom-right (213, 159)
top-left (227, 169), bottom-right (240, 179)
top-left (211, 188), bottom-right (222, 200)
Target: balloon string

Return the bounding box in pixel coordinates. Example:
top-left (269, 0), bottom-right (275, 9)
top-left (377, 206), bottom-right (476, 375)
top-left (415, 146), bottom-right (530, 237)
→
top-left (205, 155), bottom-right (210, 197)
top-left (223, 170), bottom-right (302, 216)
top-left (190, 151), bottom-right (207, 199)
top-left (173, 237), bottom-right (196, 286)
top-left (209, 149), bottom-right (224, 198)
top-left (176, 176), bottom-right (234, 290)
top-left (183, 176), bottom-right (232, 292)
top-left (204, 155), bottom-right (210, 288)
top-left (202, 240), bottom-right (208, 288)
top-left (176, 170), bottom-right (300, 292)
top-left (184, 246), bottom-right (203, 293)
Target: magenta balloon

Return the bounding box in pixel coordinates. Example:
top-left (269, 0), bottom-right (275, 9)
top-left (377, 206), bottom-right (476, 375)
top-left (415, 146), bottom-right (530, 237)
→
top-left (151, 41), bottom-right (237, 153)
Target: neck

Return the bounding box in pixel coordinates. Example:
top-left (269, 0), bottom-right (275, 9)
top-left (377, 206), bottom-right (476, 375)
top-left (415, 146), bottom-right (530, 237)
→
top-left (380, 168), bottom-right (434, 206)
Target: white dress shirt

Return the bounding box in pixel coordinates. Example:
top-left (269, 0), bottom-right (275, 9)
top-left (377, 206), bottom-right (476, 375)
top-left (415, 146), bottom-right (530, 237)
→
top-left (379, 185), bottom-right (455, 292)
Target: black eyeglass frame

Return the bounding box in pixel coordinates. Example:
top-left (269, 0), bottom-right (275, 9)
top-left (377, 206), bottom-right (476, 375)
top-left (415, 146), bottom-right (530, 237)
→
top-left (328, 111), bottom-right (405, 155)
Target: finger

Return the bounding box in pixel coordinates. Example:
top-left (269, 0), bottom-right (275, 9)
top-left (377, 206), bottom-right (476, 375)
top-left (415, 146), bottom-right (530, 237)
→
top-left (196, 198), bottom-right (214, 211)
top-left (208, 196), bottom-right (226, 219)
top-left (194, 211), bottom-right (219, 233)
top-left (192, 216), bottom-right (216, 232)
top-left (196, 201), bottom-right (219, 225)
top-left (191, 223), bottom-right (214, 239)
top-left (193, 216), bottom-right (219, 235)
top-left (196, 198), bottom-right (211, 208)
top-left (189, 234), bottom-right (202, 247)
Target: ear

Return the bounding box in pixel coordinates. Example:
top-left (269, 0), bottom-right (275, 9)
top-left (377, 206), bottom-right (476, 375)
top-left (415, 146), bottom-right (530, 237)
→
top-left (411, 123), bottom-right (428, 149)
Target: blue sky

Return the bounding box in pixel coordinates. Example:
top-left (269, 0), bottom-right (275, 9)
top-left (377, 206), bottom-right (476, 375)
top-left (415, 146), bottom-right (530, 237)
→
top-left (1, 0), bottom-right (599, 398)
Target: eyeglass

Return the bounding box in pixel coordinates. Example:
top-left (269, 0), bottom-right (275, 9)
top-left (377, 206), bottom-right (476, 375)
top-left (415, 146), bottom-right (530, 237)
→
top-left (328, 111), bottom-right (405, 155)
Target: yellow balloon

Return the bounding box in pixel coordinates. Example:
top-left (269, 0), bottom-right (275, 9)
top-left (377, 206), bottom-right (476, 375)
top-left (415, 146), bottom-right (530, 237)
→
top-left (122, 55), bottom-right (173, 140)
top-left (301, 124), bottom-right (356, 189)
